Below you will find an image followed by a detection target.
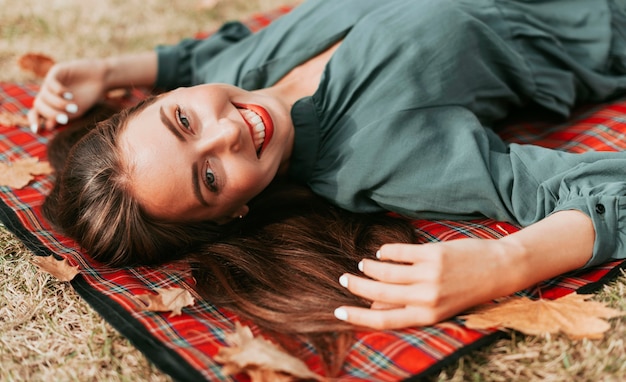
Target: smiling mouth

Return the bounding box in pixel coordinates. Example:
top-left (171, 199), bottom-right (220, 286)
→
top-left (235, 103), bottom-right (274, 158)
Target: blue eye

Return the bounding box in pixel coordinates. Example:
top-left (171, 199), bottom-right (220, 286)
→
top-left (176, 106), bottom-right (191, 130)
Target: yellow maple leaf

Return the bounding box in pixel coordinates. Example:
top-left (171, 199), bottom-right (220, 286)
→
top-left (30, 255), bottom-right (80, 282)
top-left (215, 323), bottom-right (322, 382)
top-left (461, 293), bottom-right (625, 339)
top-left (135, 288), bottom-right (195, 317)
top-left (0, 157), bottom-right (53, 188)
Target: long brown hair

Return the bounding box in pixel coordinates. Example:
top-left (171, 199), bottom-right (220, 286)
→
top-left (43, 99), bottom-right (418, 376)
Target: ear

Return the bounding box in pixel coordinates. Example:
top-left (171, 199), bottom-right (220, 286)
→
top-left (215, 205), bottom-right (249, 225)
top-left (233, 205), bottom-right (250, 219)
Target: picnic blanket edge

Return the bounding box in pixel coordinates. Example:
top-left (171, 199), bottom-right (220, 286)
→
top-left (0, 199), bottom-right (205, 382)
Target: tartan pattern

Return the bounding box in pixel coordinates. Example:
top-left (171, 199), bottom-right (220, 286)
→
top-left (1, 7), bottom-right (626, 382)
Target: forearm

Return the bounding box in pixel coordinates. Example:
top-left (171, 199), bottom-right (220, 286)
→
top-left (102, 51), bottom-right (158, 90)
top-left (495, 210), bottom-right (594, 296)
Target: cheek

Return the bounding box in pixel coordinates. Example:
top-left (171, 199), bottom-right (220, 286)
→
top-left (229, 165), bottom-right (269, 200)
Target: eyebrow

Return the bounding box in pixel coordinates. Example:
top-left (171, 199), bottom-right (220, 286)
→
top-left (192, 162), bottom-right (210, 207)
top-left (159, 106), bottom-right (185, 142)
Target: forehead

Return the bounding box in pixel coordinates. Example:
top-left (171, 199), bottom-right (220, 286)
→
top-left (118, 102), bottom-right (203, 220)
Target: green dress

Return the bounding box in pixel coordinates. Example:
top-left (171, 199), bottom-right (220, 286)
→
top-left (155, 0), bottom-right (626, 267)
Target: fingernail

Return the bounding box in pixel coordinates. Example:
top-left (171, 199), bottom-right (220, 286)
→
top-left (63, 92), bottom-right (73, 100)
top-left (30, 123), bottom-right (38, 134)
top-left (339, 274), bottom-right (349, 288)
top-left (334, 307), bottom-right (348, 321)
top-left (358, 260), bottom-right (364, 272)
top-left (65, 103), bottom-right (78, 113)
top-left (56, 113), bottom-right (68, 125)
top-left (376, 250), bottom-right (381, 259)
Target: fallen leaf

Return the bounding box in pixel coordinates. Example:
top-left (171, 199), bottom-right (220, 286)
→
top-left (215, 323), bottom-right (322, 382)
top-left (30, 255), bottom-right (79, 282)
top-left (0, 111), bottom-right (29, 127)
top-left (135, 288), bottom-right (195, 317)
top-left (0, 157), bottom-right (53, 188)
top-left (17, 53), bottom-right (55, 78)
top-left (461, 293), bottom-right (625, 339)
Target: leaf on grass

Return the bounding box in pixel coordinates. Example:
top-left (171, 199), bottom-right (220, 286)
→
top-left (0, 157), bottom-right (53, 188)
top-left (215, 323), bottom-right (322, 382)
top-left (30, 255), bottom-right (79, 282)
top-left (461, 293), bottom-right (625, 339)
top-left (135, 288), bottom-right (195, 317)
top-left (0, 111), bottom-right (29, 127)
top-left (17, 53), bottom-right (56, 78)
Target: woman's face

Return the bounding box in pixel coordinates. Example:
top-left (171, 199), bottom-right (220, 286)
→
top-left (119, 84), bottom-right (294, 224)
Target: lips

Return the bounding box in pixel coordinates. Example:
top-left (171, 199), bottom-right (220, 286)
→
top-left (234, 103), bottom-right (274, 158)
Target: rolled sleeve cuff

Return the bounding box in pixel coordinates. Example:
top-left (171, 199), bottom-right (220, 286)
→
top-left (554, 195), bottom-right (626, 268)
top-left (155, 39), bottom-right (196, 91)
top-left (154, 21), bottom-right (251, 91)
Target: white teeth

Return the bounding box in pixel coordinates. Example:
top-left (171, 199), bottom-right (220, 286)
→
top-left (240, 108), bottom-right (266, 152)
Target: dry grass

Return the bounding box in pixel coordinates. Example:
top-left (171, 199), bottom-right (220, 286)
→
top-left (0, 0), bottom-right (625, 381)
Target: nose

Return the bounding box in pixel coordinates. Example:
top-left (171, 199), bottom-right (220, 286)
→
top-left (197, 118), bottom-right (242, 154)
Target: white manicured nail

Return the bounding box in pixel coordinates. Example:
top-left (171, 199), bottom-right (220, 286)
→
top-left (56, 113), bottom-right (68, 125)
top-left (30, 123), bottom-right (38, 134)
top-left (339, 274), bottom-right (349, 288)
top-left (334, 308), bottom-right (348, 321)
top-left (376, 250), bottom-right (381, 259)
top-left (358, 260), bottom-right (364, 272)
top-left (65, 103), bottom-right (78, 113)
top-left (63, 92), bottom-right (73, 100)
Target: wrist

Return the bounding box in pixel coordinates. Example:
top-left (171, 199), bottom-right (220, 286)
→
top-left (102, 56), bottom-right (122, 90)
top-left (495, 235), bottom-right (532, 294)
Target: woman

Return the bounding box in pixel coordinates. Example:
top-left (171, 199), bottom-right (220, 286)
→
top-left (31, 0), bottom-right (626, 339)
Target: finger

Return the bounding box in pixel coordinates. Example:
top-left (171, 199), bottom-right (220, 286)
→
top-left (377, 243), bottom-right (432, 263)
top-left (334, 305), bottom-right (432, 330)
top-left (359, 258), bottom-right (419, 284)
top-left (32, 97), bottom-right (68, 130)
top-left (27, 109), bottom-right (41, 133)
top-left (42, 74), bottom-right (67, 98)
top-left (370, 301), bottom-right (404, 310)
top-left (339, 273), bottom-right (415, 305)
top-left (38, 87), bottom-right (74, 115)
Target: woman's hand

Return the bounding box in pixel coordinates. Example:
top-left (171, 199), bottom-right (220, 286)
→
top-left (334, 210), bottom-right (595, 330)
top-left (28, 59), bottom-right (109, 133)
top-left (334, 239), bottom-right (516, 330)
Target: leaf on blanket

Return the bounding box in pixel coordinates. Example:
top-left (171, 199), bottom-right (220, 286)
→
top-left (30, 255), bottom-right (80, 282)
top-left (0, 157), bottom-right (53, 188)
top-left (135, 288), bottom-right (195, 317)
top-left (0, 111), bottom-right (29, 127)
top-left (461, 293), bottom-right (625, 339)
top-left (17, 52), bottom-right (56, 78)
top-left (215, 323), bottom-right (322, 382)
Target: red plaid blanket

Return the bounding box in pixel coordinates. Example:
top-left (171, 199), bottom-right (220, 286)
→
top-left (1, 7), bottom-right (625, 382)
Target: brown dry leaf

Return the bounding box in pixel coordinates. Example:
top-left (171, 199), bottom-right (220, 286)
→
top-left (135, 288), bottom-right (195, 317)
top-left (215, 323), bottom-right (322, 382)
top-left (17, 52), bottom-right (55, 78)
top-left (461, 293), bottom-right (625, 339)
top-left (0, 111), bottom-right (29, 127)
top-left (30, 255), bottom-right (80, 282)
top-left (0, 157), bottom-right (53, 188)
